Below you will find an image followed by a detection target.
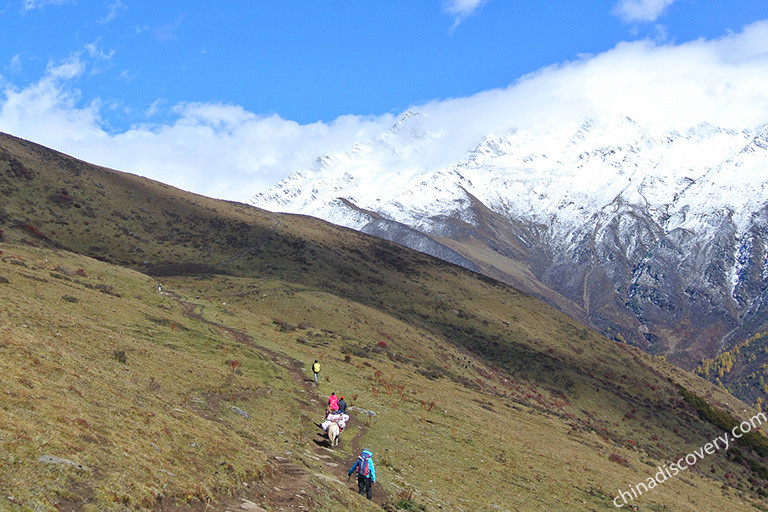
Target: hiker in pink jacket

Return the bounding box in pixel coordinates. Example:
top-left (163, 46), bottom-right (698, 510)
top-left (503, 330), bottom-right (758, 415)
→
top-left (328, 392), bottom-right (340, 413)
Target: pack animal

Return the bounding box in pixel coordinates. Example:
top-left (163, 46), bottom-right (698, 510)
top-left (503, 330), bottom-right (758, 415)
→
top-left (328, 422), bottom-right (340, 447)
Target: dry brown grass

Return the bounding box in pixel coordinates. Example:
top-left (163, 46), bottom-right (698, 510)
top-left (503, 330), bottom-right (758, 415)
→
top-left (0, 245), bottom-right (304, 510)
top-left (3, 242), bottom-right (768, 511)
top-left (2, 133), bottom-right (768, 511)
top-left (163, 271), bottom-right (768, 511)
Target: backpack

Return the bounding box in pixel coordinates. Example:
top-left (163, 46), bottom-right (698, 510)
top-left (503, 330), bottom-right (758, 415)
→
top-left (313, 362), bottom-right (320, 373)
top-left (357, 453), bottom-right (371, 477)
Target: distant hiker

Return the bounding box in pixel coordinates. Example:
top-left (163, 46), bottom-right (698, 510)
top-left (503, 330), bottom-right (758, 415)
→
top-left (312, 360), bottom-right (320, 384)
top-left (337, 395), bottom-right (347, 414)
top-left (630, 505), bottom-right (639, 511)
top-left (157, 282), bottom-right (163, 293)
top-left (328, 392), bottom-right (339, 413)
top-left (348, 449), bottom-right (375, 500)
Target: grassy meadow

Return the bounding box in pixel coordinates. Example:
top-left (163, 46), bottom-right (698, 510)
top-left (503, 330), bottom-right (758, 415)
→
top-left (2, 243), bottom-right (766, 510)
top-left (2, 133), bottom-right (768, 510)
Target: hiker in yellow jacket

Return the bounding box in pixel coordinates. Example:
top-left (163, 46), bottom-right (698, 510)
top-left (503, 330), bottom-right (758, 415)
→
top-left (312, 360), bottom-right (320, 384)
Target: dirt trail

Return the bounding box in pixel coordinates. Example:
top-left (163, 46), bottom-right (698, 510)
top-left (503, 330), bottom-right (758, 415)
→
top-left (174, 297), bottom-right (386, 510)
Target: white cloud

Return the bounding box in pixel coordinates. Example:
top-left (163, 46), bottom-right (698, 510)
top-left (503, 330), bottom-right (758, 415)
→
top-left (118, 69), bottom-right (137, 83)
top-left (98, 0), bottom-right (126, 24)
top-left (22, 0), bottom-right (70, 11)
top-left (443, 0), bottom-right (489, 26)
top-left (97, 108), bottom-right (394, 201)
top-left (0, 52), bottom-right (394, 201)
top-left (145, 98), bottom-right (165, 117)
top-left (1, 21), bottom-right (768, 203)
top-left (8, 53), bottom-right (26, 74)
top-left (614, 0), bottom-right (676, 23)
top-left (389, 20), bottom-right (768, 174)
top-left (45, 55), bottom-right (86, 80)
top-left (0, 55), bottom-right (102, 144)
top-left (155, 15), bottom-right (186, 41)
top-left (84, 42), bottom-right (115, 61)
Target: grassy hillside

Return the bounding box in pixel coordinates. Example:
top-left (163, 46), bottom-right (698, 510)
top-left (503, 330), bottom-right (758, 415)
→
top-left (0, 244), bottom-right (385, 511)
top-left (2, 132), bottom-right (768, 511)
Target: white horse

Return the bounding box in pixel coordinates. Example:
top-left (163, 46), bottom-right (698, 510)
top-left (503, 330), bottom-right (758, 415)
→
top-left (328, 422), bottom-right (340, 447)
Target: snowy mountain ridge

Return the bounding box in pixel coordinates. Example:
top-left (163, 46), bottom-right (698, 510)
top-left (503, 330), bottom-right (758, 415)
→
top-left (252, 111), bottom-right (768, 368)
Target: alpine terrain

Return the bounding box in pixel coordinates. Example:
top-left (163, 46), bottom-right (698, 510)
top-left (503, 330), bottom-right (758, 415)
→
top-left (4, 131), bottom-right (768, 510)
top-left (252, 112), bottom-right (768, 403)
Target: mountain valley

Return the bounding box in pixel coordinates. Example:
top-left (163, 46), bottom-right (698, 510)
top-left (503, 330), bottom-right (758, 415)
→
top-left (252, 114), bottom-right (768, 407)
top-left (2, 131), bottom-right (768, 511)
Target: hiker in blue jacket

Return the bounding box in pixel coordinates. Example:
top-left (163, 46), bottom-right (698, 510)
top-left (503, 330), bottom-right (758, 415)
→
top-left (348, 449), bottom-right (376, 500)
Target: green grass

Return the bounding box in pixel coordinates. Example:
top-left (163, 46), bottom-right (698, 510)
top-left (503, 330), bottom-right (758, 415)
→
top-left (161, 271), bottom-right (768, 511)
top-left (0, 246), bottom-right (303, 510)
top-left (2, 133), bottom-right (768, 511)
top-left (3, 242), bottom-right (768, 511)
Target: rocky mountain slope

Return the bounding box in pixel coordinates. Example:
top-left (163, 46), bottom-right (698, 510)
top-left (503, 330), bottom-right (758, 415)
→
top-left (252, 113), bottom-right (768, 390)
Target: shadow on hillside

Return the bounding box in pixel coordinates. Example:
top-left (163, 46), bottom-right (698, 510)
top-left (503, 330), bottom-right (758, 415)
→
top-left (313, 436), bottom-right (334, 449)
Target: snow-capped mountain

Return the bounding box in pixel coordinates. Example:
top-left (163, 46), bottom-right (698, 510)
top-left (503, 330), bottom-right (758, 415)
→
top-left (252, 111), bottom-right (768, 368)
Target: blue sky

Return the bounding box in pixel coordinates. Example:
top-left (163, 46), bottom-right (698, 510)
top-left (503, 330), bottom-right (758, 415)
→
top-left (1, 1), bottom-right (768, 201)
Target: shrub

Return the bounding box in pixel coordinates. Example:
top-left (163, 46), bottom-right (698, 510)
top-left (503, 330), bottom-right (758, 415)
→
top-left (415, 364), bottom-right (447, 381)
top-left (113, 350), bottom-right (127, 364)
top-left (19, 223), bottom-right (42, 236)
top-left (95, 283), bottom-right (120, 296)
top-left (419, 400), bottom-right (435, 412)
top-left (273, 319), bottom-right (297, 332)
top-left (678, 384), bottom-right (768, 457)
top-left (609, 453), bottom-right (629, 466)
top-left (383, 489), bottom-right (425, 511)
top-left (48, 192), bottom-right (73, 205)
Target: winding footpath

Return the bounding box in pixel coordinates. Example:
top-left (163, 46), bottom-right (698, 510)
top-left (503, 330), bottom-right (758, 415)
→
top-left (174, 296), bottom-right (386, 510)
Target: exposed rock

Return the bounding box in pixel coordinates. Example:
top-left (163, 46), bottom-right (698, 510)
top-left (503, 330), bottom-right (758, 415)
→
top-left (37, 455), bottom-right (86, 470)
top-left (348, 406), bottom-right (376, 417)
top-left (239, 499), bottom-right (267, 511)
top-left (231, 406), bottom-right (251, 419)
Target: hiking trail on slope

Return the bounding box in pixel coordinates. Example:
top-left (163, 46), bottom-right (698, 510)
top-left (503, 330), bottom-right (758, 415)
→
top-left (173, 296), bottom-right (387, 511)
